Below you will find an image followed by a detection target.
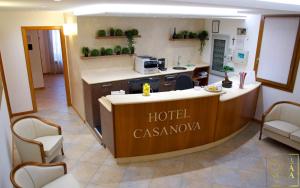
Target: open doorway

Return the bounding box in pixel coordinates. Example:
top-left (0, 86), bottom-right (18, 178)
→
top-left (21, 26), bottom-right (71, 112)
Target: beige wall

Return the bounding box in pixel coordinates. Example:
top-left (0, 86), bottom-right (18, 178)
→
top-left (0, 11), bottom-right (64, 114)
top-left (0, 90), bottom-right (12, 188)
top-left (67, 16), bottom-right (206, 118)
top-left (27, 30), bottom-right (45, 88)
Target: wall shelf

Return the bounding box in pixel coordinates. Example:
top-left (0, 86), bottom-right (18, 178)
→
top-left (169, 38), bottom-right (199, 41)
top-left (80, 54), bottom-right (135, 60)
top-left (95, 35), bottom-right (141, 39)
top-left (169, 38), bottom-right (209, 41)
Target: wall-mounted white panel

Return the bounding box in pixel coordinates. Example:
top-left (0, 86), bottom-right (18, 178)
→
top-left (257, 17), bottom-right (299, 84)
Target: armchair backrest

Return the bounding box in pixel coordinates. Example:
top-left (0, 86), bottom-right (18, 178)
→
top-left (13, 118), bottom-right (40, 139)
top-left (11, 162), bottom-right (66, 188)
top-left (14, 167), bottom-right (35, 188)
top-left (279, 103), bottom-right (300, 126)
top-left (270, 103), bottom-right (300, 126)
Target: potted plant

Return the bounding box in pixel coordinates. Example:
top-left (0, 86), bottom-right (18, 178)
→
top-left (188, 32), bottom-right (197, 39)
top-left (221, 65), bottom-right (234, 88)
top-left (90, 49), bottom-right (100, 56)
top-left (175, 33), bottom-right (184, 39)
top-left (115, 29), bottom-right (123, 36)
top-left (100, 47), bottom-right (106, 56)
top-left (81, 47), bottom-right (90, 57)
top-left (125, 29), bottom-right (137, 54)
top-left (131, 29), bottom-right (139, 36)
top-left (180, 31), bottom-right (189, 39)
top-left (121, 47), bottom-right (130, 54)
top-left (97, 30), bottom-right (106, 37)
top-left (105, 48), bottom-right (113, 56)
top-left (130, 47), bottom-right (135, 54)
top-left (114, 45), bottom-right (122, 55)
top-left (198, 30), bottom-right (209, 55)
top-left (109, 28), bottom-right (115, 36)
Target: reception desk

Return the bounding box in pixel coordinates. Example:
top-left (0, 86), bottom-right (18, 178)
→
top-left (99, 79), bottom-right (261, 162)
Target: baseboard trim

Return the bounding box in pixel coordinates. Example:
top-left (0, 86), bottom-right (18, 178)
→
top-left (11, 110), bottom-right (35, 117)
top-left (71, 105), bottom-right (86, 123)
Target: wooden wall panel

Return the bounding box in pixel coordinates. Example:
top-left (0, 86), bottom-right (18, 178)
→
top-left (113, 96), bottom-right (219, 158)
top-left (214, 88), bottom-right (259, 140)
top-left (100, 103), bottom-right (115, 156)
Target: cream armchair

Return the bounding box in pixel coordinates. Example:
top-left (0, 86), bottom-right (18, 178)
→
top-left (10, 162), bottom-right (80, 188)
top-left (12, 116), bottom-right (64, 163)
top-left (259, 101), bottom-right (300, 150)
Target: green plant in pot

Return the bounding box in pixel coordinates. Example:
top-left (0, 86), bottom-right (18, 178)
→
top-left (115, 29), bottom-right (123, 36)
top-left (109, 28), bottom-right (115, 36)
top-left (198, 30), bottom-right (209, 55)
top-left (81, 47), bottom-right (90, 57)
top-left (221, 65), bottom-right (234, 88)
top-left (100, 47), bottom-right (106, 56)
top-left (114, 45), bottom-right (122, 55)
top-left (175, 33), bottom-right (184, 39)
top-left (90, 49), bottom-right (100, 56)
top-left (180, 31), bottom-right (189, 39)
top-left (125, 29), bottom-right (138, 54)
top-left (188, 32), bottom-right (197, 39)
top-left (131, 29), bottom-right (139, 36)
top-left (105, 48), bottom-right (113, 56)
top-left (97, 30), bottom-right (106, 37)
top-left (121, 47), bottom-right (130, 54)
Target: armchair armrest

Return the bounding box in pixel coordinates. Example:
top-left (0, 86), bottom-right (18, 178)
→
top-left (13, 133), bottom-right (46, 162)
top-left (11, 162), bottom-right (67, 188)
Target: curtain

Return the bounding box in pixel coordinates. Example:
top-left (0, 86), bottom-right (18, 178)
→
top-left (47, 30), bottom-right (64, 74)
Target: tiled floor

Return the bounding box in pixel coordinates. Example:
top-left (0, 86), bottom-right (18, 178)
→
top-left (15, 75), bottom-right (300, 188)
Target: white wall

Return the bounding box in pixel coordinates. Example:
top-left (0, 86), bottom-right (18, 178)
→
top-left (67, 16), bottom-right (206, 118)
top-left (202, 16), bottom-right (260, 74)
top-left (27, 30), bottom-right (45, 89)
top-left (0, 91), bottom-right (13, 188)
top-left (78, 16), bottom-right (205, 70)
top-left (0, 11), bottom-right (64, 114)
top-left (202, 15), bottom-right (300, 120)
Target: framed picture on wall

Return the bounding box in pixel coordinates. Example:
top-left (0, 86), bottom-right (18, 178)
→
top-left (212, 20), bottom-right (220, 33)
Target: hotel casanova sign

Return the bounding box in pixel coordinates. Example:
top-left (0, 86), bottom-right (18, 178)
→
top-left (133, 108), bottom-right (201, 139)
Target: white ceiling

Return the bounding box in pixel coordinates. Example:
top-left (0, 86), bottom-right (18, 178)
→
top-left (0, 0), bottom-right (299, 14)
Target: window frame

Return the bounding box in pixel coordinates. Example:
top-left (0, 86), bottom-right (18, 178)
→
top-left (254, 15), bottom-right (300, 92)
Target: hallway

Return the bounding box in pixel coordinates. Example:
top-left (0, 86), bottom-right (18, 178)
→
top-left (35, 74), bottom-right (67, 112)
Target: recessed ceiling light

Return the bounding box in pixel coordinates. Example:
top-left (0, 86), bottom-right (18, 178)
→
top-left (259, 0), bottom-right (300, 5)
top-left (72, 3), bottom-right (246, 18)
top-left (54, 0), bottom-right (62, 2)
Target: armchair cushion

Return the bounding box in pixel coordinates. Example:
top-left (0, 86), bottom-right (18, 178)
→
top-left (42, 174), bottom-right (80, 188)
top-left (264, 120), bottom-right (299, 138)
top-left (35, 135), bottom-right (63, 157)
top-left (291, 130), bottom-right (300, 143)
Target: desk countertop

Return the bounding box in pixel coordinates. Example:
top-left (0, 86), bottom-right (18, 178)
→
top-left (81, 63), bottom-right (209, 85)
top-left (100, 77), bottom-right (261, 109)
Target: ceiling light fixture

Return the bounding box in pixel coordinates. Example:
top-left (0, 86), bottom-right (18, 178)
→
top-left (259, 0), bottom-right (300, 5)
top-left (72, 3), bottom-right (246, 18)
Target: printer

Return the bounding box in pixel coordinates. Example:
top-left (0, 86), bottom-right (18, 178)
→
top-left (135, 56), bottom-right (159, 74)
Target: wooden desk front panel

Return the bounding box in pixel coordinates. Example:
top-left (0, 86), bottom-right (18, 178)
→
top-left (214, 88), bottom-right (259, 140)
top-left (113, 96), bottom-right (219, 158)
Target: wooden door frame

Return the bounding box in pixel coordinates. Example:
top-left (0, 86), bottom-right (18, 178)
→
top-left (21, 26), bottom-right (72, 113)
top-left (0, 52), bottom-right (13, 117)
